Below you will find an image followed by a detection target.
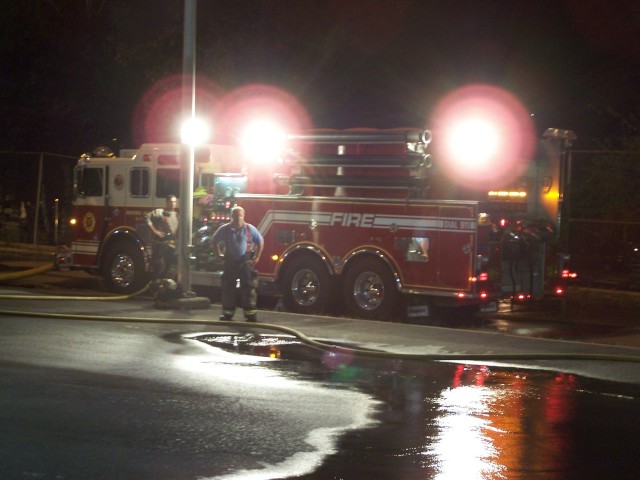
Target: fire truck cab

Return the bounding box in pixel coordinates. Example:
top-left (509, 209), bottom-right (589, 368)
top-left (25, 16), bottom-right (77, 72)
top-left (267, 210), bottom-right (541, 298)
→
top-left (56, 143), bottom-right (242, 293)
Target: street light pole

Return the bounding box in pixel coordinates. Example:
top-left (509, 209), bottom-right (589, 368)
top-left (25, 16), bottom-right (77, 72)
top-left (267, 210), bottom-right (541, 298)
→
top-left (177, 0), bottom-right (197, 294)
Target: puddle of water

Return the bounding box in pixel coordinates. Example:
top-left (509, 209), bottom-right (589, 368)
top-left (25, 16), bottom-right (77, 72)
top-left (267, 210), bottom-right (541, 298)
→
top-left (194, 333), bottom-right (640, 479)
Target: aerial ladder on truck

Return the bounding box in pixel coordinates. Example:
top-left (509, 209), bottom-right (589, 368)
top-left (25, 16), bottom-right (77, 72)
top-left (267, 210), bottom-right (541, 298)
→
top-left (192, 128), bottom-right (504, 320)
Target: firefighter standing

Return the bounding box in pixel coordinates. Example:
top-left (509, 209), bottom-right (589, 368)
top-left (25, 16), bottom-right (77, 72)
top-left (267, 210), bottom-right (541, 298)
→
top-left (146, 194), bottom-right (179, 280)
top-left (211, 206), bottom-right (264, 322)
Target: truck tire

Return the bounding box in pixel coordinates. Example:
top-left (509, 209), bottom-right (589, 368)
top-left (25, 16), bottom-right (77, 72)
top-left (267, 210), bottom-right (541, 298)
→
top-left (103, 243), bottom-right (147, 294)
top-left (281, 256), bottom-right (332, 314)
top-left (343, 258), bottom-right (399, 320)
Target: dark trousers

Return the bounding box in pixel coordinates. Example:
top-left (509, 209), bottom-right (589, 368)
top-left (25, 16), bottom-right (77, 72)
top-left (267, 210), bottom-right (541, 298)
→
top-left (152, 239), bottom-right (176, 280)
top-left (220, 260), bottom-right (258, 319)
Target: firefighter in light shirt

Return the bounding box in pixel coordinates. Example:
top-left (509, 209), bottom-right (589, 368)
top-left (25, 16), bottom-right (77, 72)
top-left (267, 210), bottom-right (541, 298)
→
top-left (146, 194), bottom-right (179, 280)
top-left (211, 206), bottom-right (264, 322)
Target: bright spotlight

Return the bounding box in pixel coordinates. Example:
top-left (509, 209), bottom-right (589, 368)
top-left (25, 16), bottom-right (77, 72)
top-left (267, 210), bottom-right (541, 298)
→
top-left (446, 118), bottom-right (500, 167)
top-left (180, 117), bottom-right (210, 145)
top-left (241, 119), bottom-right (286, 161)
top-left (430, 84), bottom-right (536, 190)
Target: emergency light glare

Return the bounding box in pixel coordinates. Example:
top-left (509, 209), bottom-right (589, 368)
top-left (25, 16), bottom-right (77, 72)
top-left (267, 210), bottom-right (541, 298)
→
top-left (430, 84), bottom-right (536, 190)
top-left (447, 119), bottom-right (499, 166)
top-left (241, 119), bottom-right (286, 162)
top-left (180, 117), bottom-right (210, 145)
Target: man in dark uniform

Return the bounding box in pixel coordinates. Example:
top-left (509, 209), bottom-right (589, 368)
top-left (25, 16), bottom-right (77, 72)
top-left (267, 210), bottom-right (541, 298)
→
top-left (211, 206), bottom-right (264, 322)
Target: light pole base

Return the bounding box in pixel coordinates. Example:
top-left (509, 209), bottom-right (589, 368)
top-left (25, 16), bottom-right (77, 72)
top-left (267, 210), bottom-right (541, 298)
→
top-left (155, 296), bottom-right (211, 310)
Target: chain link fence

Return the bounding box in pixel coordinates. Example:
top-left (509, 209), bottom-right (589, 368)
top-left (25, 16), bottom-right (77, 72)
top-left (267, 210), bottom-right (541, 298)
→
top-left (0, 151), bottom-right (76, 247)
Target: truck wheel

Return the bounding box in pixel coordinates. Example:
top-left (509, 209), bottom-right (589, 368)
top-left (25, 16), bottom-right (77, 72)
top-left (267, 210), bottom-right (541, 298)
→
top-left (343, 258), bottom-right (399, 320)
top-left (281, 256), bottom-right (332, 314)
top-left (103, 243), bottom-right (147, 294)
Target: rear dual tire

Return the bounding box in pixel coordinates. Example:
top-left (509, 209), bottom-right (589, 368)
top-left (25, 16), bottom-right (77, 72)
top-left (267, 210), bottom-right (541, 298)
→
top-left (281, 255), bottom-right (399, 320)
top-left (343, 258), bottom-right (400, 320)
top-left (281, 256), bottom-right (332, 314)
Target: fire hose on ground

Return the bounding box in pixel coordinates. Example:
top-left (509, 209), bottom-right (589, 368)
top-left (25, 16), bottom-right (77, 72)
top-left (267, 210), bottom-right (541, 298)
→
top-left (1, 262), bottom-right (639, 364)
top-left (0, 261), bottom-right (149, 300)
top-left (0, 261), bottom-right (55, 281)
top-left (0, 308), bottom-right (638, 364)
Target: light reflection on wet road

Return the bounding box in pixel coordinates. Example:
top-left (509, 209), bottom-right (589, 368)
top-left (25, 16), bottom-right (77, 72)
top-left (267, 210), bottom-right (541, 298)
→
top-left (198, 333), bottom-right (640, 480)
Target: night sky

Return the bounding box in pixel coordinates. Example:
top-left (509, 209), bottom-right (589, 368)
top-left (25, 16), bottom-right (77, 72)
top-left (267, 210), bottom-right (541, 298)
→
top-left (1, 0), bottom-right (639, 156)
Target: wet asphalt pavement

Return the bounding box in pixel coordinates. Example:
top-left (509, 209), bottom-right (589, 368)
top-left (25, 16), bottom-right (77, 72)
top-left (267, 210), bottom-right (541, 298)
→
top-left (2, 312), bottom-right (638, 479)
top-left (2, 248), bottom-right (640, 478)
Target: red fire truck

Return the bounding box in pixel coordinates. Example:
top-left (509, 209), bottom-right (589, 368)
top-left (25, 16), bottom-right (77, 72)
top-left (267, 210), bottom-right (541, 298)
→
top-left (56, 127), bottom-right (573, 320)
